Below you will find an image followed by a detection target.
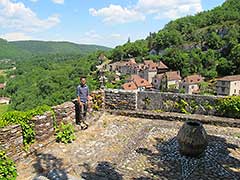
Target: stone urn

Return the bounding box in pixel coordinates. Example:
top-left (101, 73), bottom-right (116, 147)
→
top-left (177, 121), bottom-right (208, 157)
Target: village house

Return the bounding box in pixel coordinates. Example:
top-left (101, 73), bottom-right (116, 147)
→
top-left (180, 74), bottom-right (204, 94)
top-left (139, 60), bottom-right (168, 84)
top-left (0, 97), bottom-right (10, 104)
top-left (152, 71), bottom-right (182, 91)
top-left (112, 58), bottom-right (137, 75)
top-left (216, 75), bottom-right (240, 96)
top-left (0, 83), bottom-right (5, 89)
top-left (122, 75), bottom-right (152, 91)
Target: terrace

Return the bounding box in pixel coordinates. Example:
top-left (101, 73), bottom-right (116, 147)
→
top-left (16, 113), bottom-right (240, 180)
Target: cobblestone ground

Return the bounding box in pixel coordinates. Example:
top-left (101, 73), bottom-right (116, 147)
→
top-left (16, 113), bottom-right (240, 180)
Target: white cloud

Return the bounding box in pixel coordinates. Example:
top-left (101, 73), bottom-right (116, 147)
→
top-left (0, 0), bottom-right (60, 32)
top-left (0, 32), bottom-right (32, 41)
top-left (89, 4), bottom-right (145, 24)
top-left (52, 0), bottom-right (64, 4)
top-left (77, 30), bottom-right (128, 47)
top-left (110, 33), bottom-right (122, 39)
top-left (90, 0), bottom-right (203, 24)
top-left (136, 0), bottom-right (202, 19)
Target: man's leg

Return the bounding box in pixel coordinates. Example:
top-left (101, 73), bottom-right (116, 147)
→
top-left (76, 102), bottom-right (81, 125)
top-left (81, 103), bottom-right (88, 130)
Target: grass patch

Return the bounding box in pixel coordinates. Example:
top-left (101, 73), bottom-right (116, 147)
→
top-left (0, 104), bottom-right (9, 114)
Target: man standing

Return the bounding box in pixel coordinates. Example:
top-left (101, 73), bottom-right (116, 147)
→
top-left (76, 77), bottom-right (89, 130)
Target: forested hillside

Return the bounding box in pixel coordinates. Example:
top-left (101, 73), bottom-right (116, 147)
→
top-left (11, 41), bottom-right (110, 55)
top-left (0, 39), bottom-right (30, 59)
top-left (110, 0), bottom-right (240, 79)
top-left (1, 53), bottom-right (100, 111)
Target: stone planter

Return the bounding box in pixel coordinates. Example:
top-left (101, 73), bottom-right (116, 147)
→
top-left (177, 121), bottom-right (208, 157)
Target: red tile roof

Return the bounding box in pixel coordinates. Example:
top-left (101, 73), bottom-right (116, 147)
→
top-left (217, 75), bottom-right (240, 81)
top-left (122, 82), bottom-right (137, 90)
top-left (183, 74), bottom-right (203, 84)
top-left (166, 71), bottom-right (182, 81)
top-left (130, 75), bottom-right (152, 88)
top-left (154, 71), bottom-right (181, 81)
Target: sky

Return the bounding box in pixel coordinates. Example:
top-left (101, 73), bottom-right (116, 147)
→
top-left (0, 0), bottom-right (226, 48)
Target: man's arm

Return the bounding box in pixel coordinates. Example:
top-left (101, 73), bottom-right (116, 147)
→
top-left (77, 86), bottom-right (83, 106)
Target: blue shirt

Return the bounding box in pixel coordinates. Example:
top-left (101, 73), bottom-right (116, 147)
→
top-left (77, 84), bottom-right (89, 103)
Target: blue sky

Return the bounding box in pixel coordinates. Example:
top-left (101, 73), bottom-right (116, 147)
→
top-left (0, 0), bottom-right (226, 47)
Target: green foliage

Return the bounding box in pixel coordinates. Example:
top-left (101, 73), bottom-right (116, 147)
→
top-left (0, 105), bottom-right (52, 148)
top-left (0, 151), bottom-right (17, 180)
top-left (0, 104), bottom-right (9, 114)
top-left (175, 99), bottom-right (190, 114)
top-left (5, 53), bottom-right (100, 111)
top-left (55, 122), bottom-right (76, 144)
top-left (217, 96), bottom-right (240, 118)
top-left (0, 75), bottom-right (5, 83)
top-left (143, 97), bottom-right (151, 109)
top-left (91, 93), bottom-right (103, 111)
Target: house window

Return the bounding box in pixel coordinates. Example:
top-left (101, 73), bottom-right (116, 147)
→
top-left (154, 80), bottom-right (157, 83)
top-left (192, 86), bottom-right (194, 89)
top-left (221, 87), bottom-right (225, 92)
top-left (183, 86), bottom-right (185, 88)
top-left (222, 81), bottom-right (225, 85)
top-left (234, 89), bottom-right (236, 93)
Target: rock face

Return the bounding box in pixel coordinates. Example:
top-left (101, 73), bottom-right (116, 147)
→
top-left (177, 121), bottom-right (208, 157)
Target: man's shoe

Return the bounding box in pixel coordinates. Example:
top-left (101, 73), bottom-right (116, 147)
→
top-left (80, 123), bottom-right (88, 130)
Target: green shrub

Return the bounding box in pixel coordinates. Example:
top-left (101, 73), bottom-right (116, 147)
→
top-left (56, 123), bottom-right (76, 144)
top-left (0, 105), bottom-right (53, 148)
top-left (0, 151), bottom-right (17, 180)
top-left (91, 93), bottom-right (103, 111)
top-left (216, 96), bottom-right (240, 118)
top-left (175, 99), bottom-right (190, 114)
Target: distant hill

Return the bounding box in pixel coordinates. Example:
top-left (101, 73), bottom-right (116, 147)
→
top-left (0, 39), bottom-right (110, 59)
top-left (110, 0), bottom-right (240, 78)
top-left (10, 41), bottom-right (111, 56)
top-left (0, 39), bottom-right (30, 59)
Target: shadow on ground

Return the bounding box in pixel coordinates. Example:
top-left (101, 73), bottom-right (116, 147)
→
top-left (80, 161), bottom-right (123, 180)
top-left (134, 135), bottom-right (240, 180)
top-left (32, 152), bottom-right (68, 180)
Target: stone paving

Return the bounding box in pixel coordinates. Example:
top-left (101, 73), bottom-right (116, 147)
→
top-left (16, 113), bottom-right (240, 180)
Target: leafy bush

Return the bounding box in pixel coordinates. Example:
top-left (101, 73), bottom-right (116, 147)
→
top-left (175, 99), bottom-right (190, 114)
top-left (0, 151), bottom-right (17, 180)
top-left (55, 123), bottom-right (76, 144)
top-left (91, 93), bottom-right (103, 111)
top-left (216, 96), bottom-right (240, 118)
top-left (0, 105), bottom-right (53, 148)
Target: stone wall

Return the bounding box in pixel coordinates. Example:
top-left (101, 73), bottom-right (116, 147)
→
top-left (0, 124), bottom-right (23, 161)
top-left (104, 89), bottom-right (137, 110)
top-left (137, 91), bottom-right (221, 116)
top-left (52, 102), bottom-right (75, 126)
top-left (31, 112), bottom-right (54, 141)
top-left (104, 89), bottom-right (223, 116)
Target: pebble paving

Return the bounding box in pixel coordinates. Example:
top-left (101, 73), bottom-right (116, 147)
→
top-left (16, 113), bottom-right (240, 180)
